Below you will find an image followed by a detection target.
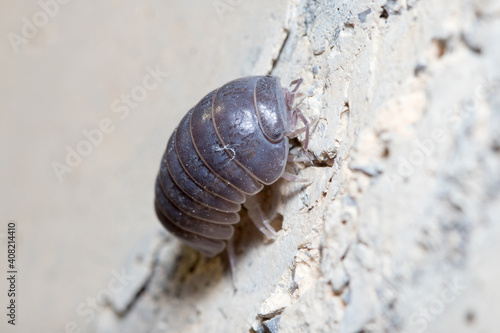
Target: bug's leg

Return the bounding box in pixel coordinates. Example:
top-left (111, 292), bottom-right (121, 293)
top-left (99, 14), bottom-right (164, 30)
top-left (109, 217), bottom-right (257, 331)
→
top-left (296, 109), bottom-right (310, 149)
top-left (281, 172), bottom-right (310, 183)
top-left (284, 88), bottom-right (294, 107)
top-left (285, 107), bottom-right (300, 138)
top-left (285, 108), bottom-right (309, 145)
top-left (226, 238), bottom-right (238, 292)
top-left (288, 108), bottom-right (299, 133)
top-left (294, 92), bottom-right (305, 101)
top-left (285, 125), bottom-right (307, 137)
top-left (287, 151), bottom-right (313, 164)
top-left (284, 78), bottom-right (303, 107)
top-left (243, 195), bottom-right (278, 240)
top-left (290, 78), bottom-right (304, 94)
top-left (286, 110), bottom-right (319, 150)
top-left (287, 154), bottom-right (311, 163)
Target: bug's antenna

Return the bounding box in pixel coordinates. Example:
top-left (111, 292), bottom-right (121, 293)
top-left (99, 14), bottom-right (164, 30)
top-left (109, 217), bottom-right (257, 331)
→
top-left (226, 238), bottom-right (238, 293)
top-left (290, 78), bottom-right (304, 93)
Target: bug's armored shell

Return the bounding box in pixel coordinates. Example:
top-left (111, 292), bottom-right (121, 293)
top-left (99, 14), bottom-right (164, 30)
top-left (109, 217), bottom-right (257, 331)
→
top-left (155, 76), bottom-right (292, 257)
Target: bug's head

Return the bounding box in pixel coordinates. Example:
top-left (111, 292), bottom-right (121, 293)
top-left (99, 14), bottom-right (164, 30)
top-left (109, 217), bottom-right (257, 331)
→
top-left (255, 76), bottom-right (287, 143)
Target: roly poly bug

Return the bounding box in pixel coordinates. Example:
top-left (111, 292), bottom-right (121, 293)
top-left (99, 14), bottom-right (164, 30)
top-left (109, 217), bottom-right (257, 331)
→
top-left (154, 75), bottom-right (312, 260)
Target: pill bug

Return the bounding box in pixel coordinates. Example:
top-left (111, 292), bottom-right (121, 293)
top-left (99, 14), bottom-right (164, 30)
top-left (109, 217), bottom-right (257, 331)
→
top-left (154, 75), bottom-right (312, 259)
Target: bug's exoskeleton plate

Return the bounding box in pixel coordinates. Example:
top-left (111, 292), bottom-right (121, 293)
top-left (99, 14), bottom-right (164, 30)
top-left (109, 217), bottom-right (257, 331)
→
top-left (155, 75), bottom-right (311, 257)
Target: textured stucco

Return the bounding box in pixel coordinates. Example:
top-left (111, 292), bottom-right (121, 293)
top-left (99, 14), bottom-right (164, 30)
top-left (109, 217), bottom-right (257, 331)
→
top-left (93, 0), bottom-right (500, 332)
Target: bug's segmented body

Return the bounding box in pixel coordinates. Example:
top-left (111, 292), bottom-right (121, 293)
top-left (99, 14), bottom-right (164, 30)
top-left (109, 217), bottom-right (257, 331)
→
top-left (155, 75), bottom-right (310, 257)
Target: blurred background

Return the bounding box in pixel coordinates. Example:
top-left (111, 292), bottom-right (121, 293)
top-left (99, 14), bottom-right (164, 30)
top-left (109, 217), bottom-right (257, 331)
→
top-left (0, 1), bottom-right (287, 331)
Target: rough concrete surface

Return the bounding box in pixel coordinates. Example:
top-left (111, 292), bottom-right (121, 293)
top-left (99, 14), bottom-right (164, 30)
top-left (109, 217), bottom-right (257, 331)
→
top-left (1, 0), bottom-right (499, 332)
